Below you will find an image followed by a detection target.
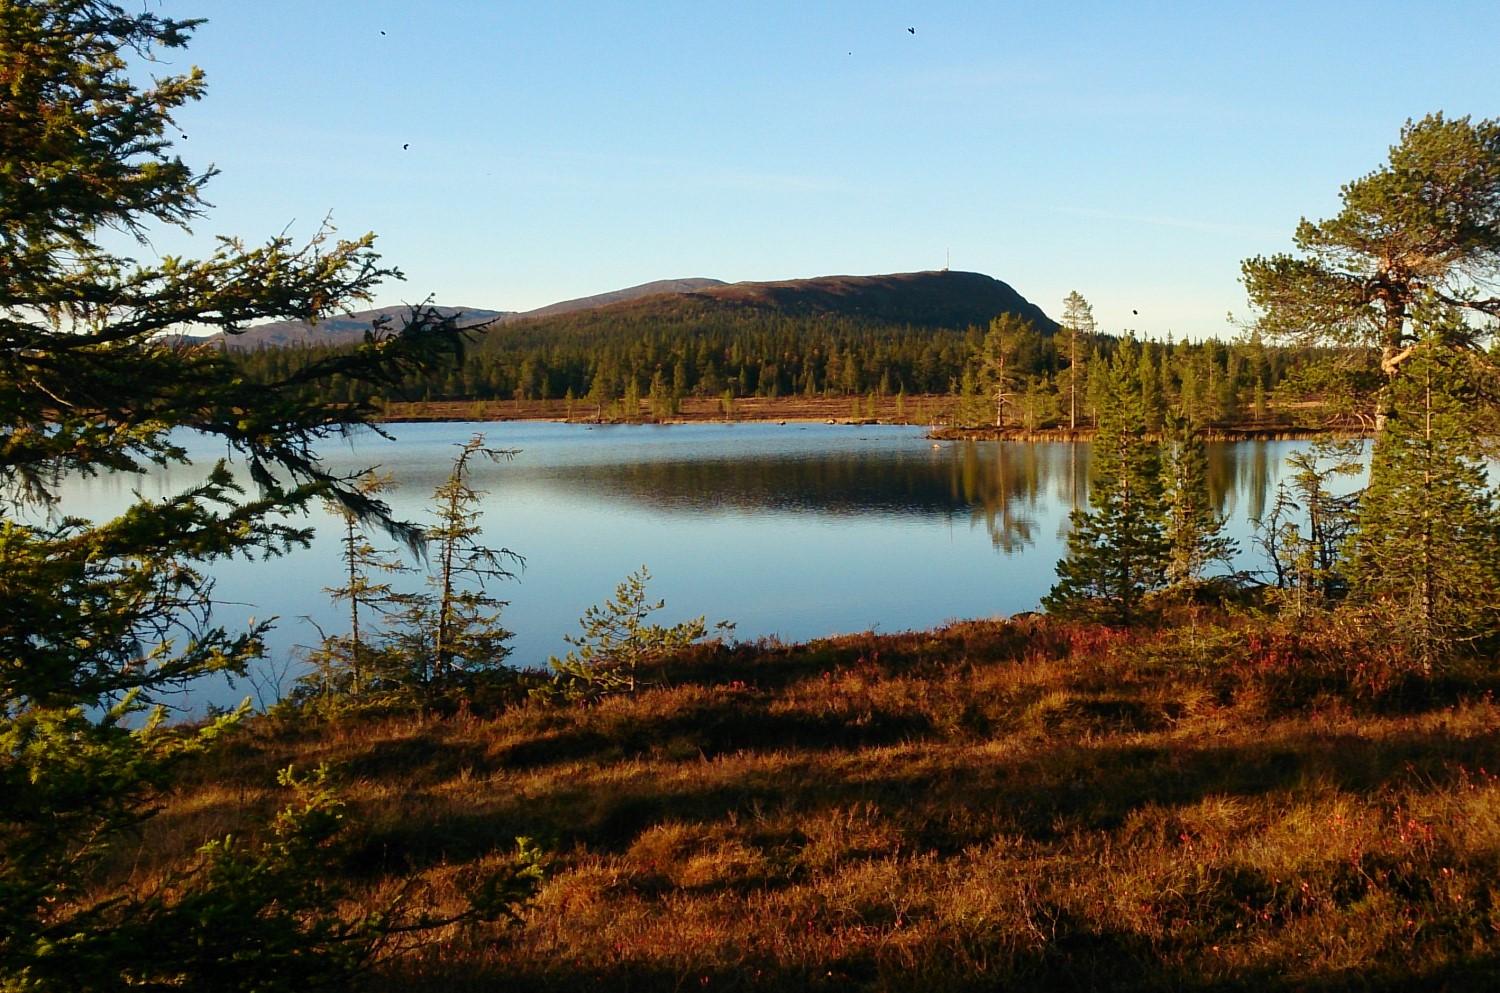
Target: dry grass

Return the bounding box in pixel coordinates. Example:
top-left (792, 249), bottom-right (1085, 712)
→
top-left (380, 393), bottom-right (953, 427)
top-left (110, 614), bottom-right (1500, 991)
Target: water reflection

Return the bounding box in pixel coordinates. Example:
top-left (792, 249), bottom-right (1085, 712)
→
top-left (542, 450), bottom-right (976, 516)
top-left (506, 430), bottom-right (1292, 560)
top-left (47, 423), bottom-right (1330, 713)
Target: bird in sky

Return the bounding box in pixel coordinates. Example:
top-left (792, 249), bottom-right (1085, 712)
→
top-left (908, 26), bottom-right (915, 34)
top-left (402, 143), bottom-right (409, 150)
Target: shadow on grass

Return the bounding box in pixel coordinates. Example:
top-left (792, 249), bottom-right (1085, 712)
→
top-left (373, 925), bottom-right (1500, 993)
top-left (344, 718), bottom-right (1500, 872)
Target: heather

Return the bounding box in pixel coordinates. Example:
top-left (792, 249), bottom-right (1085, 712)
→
top-left (119, 611), bottom-right (1500, 991)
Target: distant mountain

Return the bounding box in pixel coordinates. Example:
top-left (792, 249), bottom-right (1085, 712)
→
top-left (213, 279), bottom-right (729, 350)
top-left (208, 305), bottom-right (510, 351)
top-left (663, 270), bottom-right (1058, 333)
top-left (219, 270), bottom-right (1054, 353)
top-left (226, 269), bottom-right (1063, 402)
top-left (502, 278), bottom-right (727, 322)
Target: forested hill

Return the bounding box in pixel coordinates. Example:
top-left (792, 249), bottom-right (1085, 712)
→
top-left (447, 269), bottom-right (1058, 401)
top-left (687, 270), bottom-right (1058, 333)
top-left (501, 277), bottom-right (728, 321)
top-left (483, 270), bottom-right (1056, 340)
top-left (233, 269), bottom-right (1072, 406)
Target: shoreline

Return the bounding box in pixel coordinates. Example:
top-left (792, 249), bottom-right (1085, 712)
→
top-left (376, 397), bottom-right (1366, 441)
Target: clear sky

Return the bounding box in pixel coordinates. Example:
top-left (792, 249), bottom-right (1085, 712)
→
top-left (139, 1), bottom-right (1500, 340)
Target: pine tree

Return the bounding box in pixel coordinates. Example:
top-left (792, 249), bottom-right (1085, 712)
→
top-left (1059, 292), bottom-right (1096, 431)
top-left (1242, 114), bottom-right (1500, 430)
top-left (1044, 340), bottom-right (1170, 624)
top-left (974, 314), bottom-right (1030, 427)
top-left (549, 566), bottom-right (723, 699)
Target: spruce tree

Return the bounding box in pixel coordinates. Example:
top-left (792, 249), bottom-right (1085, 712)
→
top-left (1044, 340), bottom-right (1170, 624)
top-left (1163, 414), bottom-right (1236, 587)
top-left (1348, 310), bottom-right (1500, 666)
top-left (298, 472), bottom-right (415, 701)
top-left (0, 5), bottom-right (476, 985)
top-left (1137, 344), bottom-right (1166, 433)
top-left (382, 436), bottom-right (520, 693)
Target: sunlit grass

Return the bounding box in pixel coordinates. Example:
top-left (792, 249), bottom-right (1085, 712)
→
top-left (102, 612), bottom-right (1500, 990)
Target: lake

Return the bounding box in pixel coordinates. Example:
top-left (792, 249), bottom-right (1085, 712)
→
top-left (53, 422), bottom-right (1339, 711)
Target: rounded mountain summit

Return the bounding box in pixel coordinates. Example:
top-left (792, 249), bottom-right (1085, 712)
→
top-left (215, 270), bottom-right (1057, 349)
top-left (527, 270), bottom-right (1058, 334)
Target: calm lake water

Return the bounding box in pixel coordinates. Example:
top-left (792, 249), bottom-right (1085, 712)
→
top-left (55, 422), bottom-right (1338, 712)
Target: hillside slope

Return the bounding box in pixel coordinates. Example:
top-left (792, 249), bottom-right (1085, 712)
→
top-left (510, 269), bottom-right (1057, 335)
top-left (686, 270), bottom-right (1058, 332)
top-left (502, 277), bottom-right (727, 321)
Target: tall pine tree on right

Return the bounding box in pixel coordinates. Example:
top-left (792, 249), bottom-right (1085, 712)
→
top-left (1242, 114), bottom-right (1500, 668)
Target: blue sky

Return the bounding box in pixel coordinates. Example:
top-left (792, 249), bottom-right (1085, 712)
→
top-left (143, 1), bottom-right (1500, 339)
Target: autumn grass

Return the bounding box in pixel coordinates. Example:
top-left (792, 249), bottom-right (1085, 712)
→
top-left (113, 612), bottom-right (1500, 991)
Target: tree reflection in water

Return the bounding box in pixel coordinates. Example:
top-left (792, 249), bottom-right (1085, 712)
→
top-left (546, 434), bottom-right (1288, 563)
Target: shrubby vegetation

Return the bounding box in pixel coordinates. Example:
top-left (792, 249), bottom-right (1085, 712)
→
top-left (125, 615), bottom-right (1500, 991)
top-left (547, 566), bottom-right (731, 700)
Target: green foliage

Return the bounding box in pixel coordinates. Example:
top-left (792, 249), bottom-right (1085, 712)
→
top-left (378, 436), bottom-right (520, 694)
top-left (1044, 341), bottom-right (1170, 624)
top-left (1348, 313), bottom-right (1500, 666)
top-left (1254, 439), bottom-right (1363, 610)
top-left (121, 764), bottom-right (367, 993)
top-left (1243, 113), bottom-right (1500, 366)
top-left (1, 696), bottom-right (238, 991)
top-left (0, 3), bottom-right (474, 987)
top-left (549, 566), bottom-right (729, 699)
top-left (1163, 415), bottom-right (1237, 586)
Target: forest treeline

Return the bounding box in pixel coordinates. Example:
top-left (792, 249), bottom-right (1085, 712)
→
top-left (229, 294), bottom-right (1383, 429)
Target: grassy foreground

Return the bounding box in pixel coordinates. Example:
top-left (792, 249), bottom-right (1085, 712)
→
top-left (130, 612), bottom-right (1500, 991)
